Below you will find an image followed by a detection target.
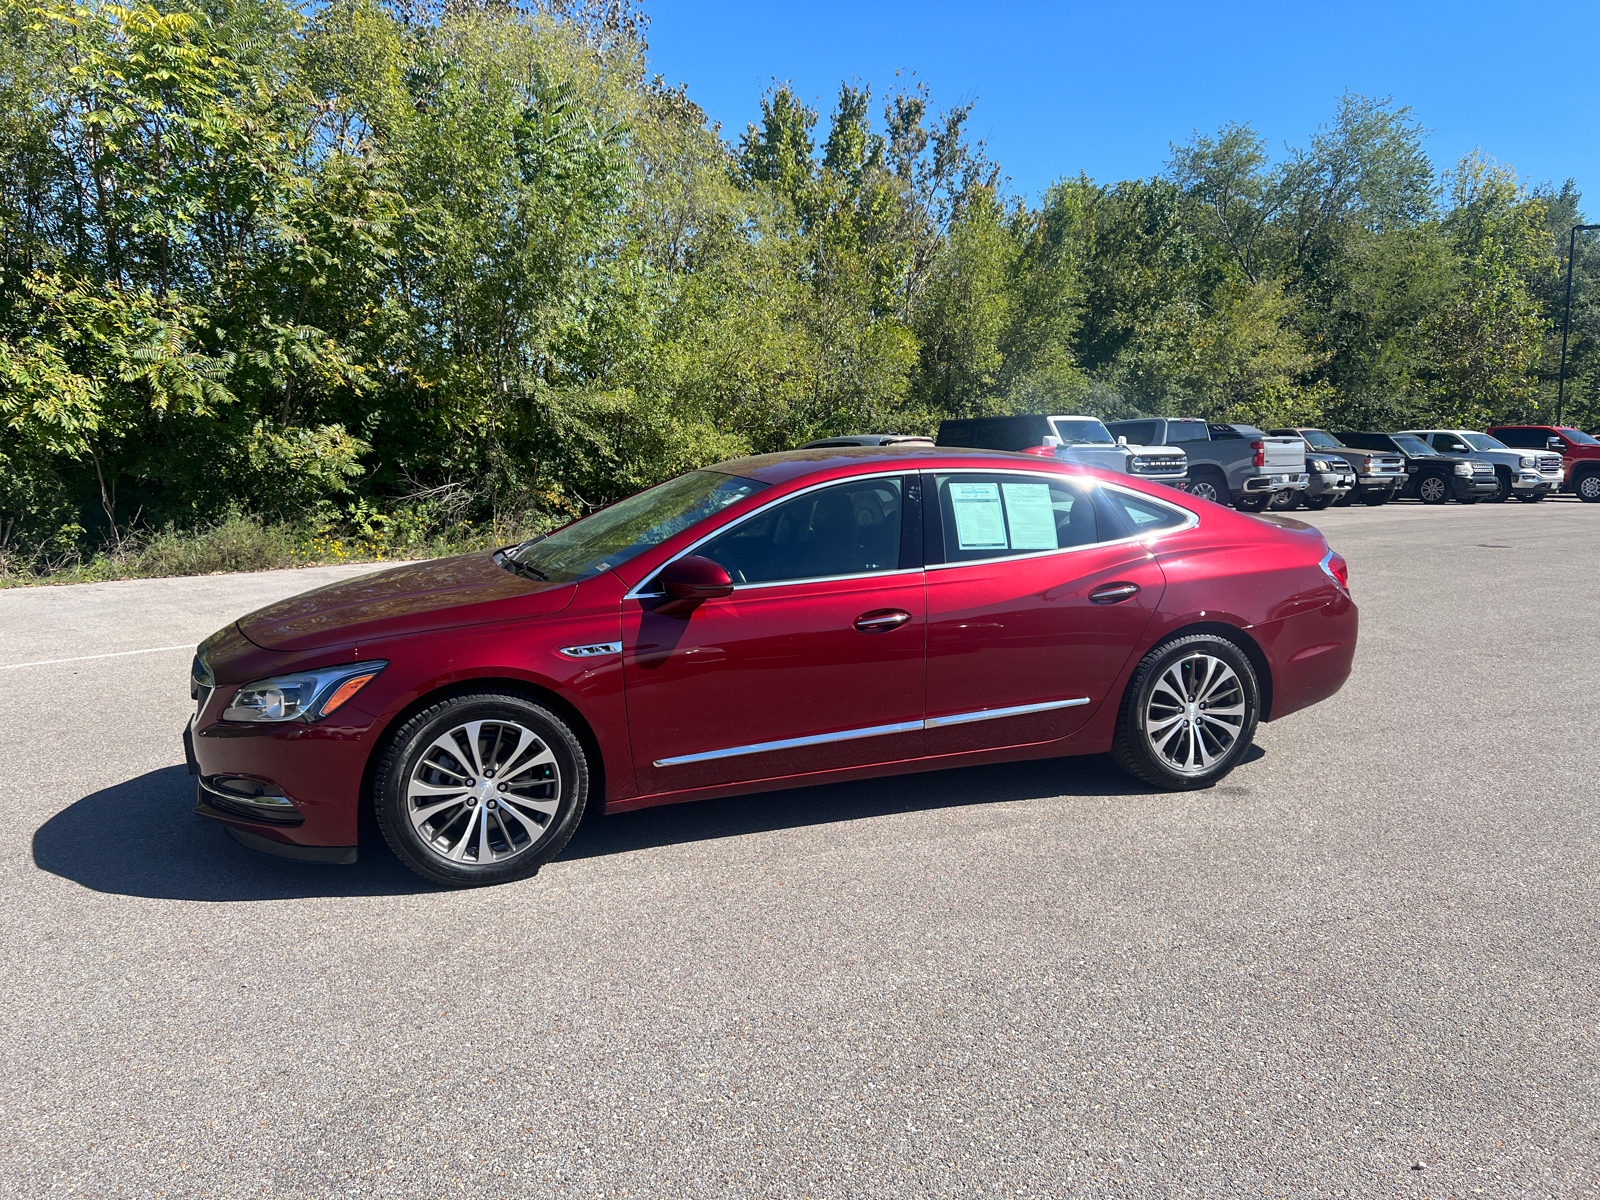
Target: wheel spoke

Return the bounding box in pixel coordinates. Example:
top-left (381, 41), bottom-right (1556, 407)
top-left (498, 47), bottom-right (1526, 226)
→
top-left (500, 743), bottom-right (555, 783)
top-left (1146, 712), bottom-right (1186, 738)
top-left (409, 779), bottom-right (471, 797)
top-left (487, 726), bottom-right (534, 778)
top-left (445, 805), bottom-right (482, 862)
top-left (423, 734), bottom-right (475, 780)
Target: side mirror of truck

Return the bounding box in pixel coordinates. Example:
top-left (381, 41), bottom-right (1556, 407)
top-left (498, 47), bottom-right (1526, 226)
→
top-left (1548, 437), bottom-right (1565, 450)
top-left (1041, 435), bottom-right (1062, 448)
top-left (1116, 435), bottom-right (1128, 446)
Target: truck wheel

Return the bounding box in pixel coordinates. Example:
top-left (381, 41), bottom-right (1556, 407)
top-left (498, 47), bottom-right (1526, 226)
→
top-left (1332, 490), bottom-right (1356, 507)
top-left (1233, 494), bottom-right (1270, 512)
top-left (1578, 472), bottom-right (1600, 502)
top-left (1362, 493), bottom-right (1389, 507)
top-left (1417, 474), bottom-right (1450, 504)
top-left (1303, 495), bottom-right (1335, 511)
top-left (1517, 488), bottom-right (1545, 503)
top-left (1268, 488), bottom-right (1302, 511)
top-left (1111, 634), bottom-right (1260, 791)
top-left (1490, 468), bottom-right (1513, 503)
top-left (1187, 469), bottom-right (1228, 505)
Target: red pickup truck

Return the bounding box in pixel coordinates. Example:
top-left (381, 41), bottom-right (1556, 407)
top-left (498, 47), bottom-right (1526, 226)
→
top-left (1487, 426), bottom-right (1600, 502)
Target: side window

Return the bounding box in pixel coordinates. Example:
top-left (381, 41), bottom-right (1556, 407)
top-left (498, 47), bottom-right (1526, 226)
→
top-left (696, 478), bottom-right (903, 585)
top-left (1496, 428), bottom-right (1536, 448)
top-left (1166, 421), bottom-right (1212, 443)
top-left (932, 473), bottom-right (1097, 564)
top-left (1114, 421), bottom-right (1158, 445)
top-left (1101, 488), bottom-right (1189, 534)
top-left (1434, 433), bottom-right (1469, 453)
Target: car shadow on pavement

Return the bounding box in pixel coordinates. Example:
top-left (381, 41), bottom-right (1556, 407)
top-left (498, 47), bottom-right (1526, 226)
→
top-left (32, 765), bottom-right (444, 901)
top-left (34, 749), bottom-right (1260, 900)
top-left (555, 750), bottom-right (1244, 862)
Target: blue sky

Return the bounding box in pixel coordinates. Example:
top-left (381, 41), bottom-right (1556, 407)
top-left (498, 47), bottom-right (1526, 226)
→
top-left (644, 0), bottom-right (1597, 210)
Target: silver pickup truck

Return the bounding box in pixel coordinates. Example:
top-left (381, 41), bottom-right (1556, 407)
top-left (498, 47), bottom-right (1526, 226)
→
top-left (934, 415), bottom-right (1189, 488)
top-left (1106, 419), bottom-right (1308, 511)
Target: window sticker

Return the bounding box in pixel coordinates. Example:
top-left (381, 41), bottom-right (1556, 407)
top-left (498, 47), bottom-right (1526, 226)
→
top-left (1001, 483), bottom-right (1058, 550)
top-left (949, 481), bottom-right (1007, 549)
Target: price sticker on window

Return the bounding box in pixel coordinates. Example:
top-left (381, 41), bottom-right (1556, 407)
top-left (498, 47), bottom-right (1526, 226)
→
top-left (1001, 483), bottom-right (1058, 550)
top-left (949, 482), bottom-right (1007, 549)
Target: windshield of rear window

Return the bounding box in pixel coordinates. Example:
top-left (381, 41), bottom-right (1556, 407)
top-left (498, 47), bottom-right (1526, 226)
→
top-left (504, 471), bottom-right (766, 584)
top-left (1462, 433), bottom-right (1509, 451)
top-left (1392, 434), bottom-right (1436, 456)
top-left (1166, 421), bottom-right (1211, 442)
top-left (1050, 418), bottom-right (1114, 445)
top-left (1559, 427), bottom-right (1600, 445)
top-left (1301, 429), bottom-right (1343, 449)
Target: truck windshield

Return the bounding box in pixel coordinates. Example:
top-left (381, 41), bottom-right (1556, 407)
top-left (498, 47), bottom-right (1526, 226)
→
top-left (1391, 435), bottom-right (1437, 456)
top-left (1050, 418), bottom-right (1115, 444)
top-left (1559, 427), bottom-right (1600, 446)
top-left (1461, 433), bottom-right (1510, 451)
top-left (501, 471), bottom-right (766, 584)
top-left (1301, 429), bottom-right (1345, 449)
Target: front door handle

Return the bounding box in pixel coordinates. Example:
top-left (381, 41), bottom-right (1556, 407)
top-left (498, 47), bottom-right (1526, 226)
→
top-left (854, 609), bottom-right (912, 633)
top-left (1088, 582), bottom-right (1141, 605)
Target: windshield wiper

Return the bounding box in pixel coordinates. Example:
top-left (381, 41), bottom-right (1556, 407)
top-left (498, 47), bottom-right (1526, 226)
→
top-left (494, 549), bottom-right (548, 581)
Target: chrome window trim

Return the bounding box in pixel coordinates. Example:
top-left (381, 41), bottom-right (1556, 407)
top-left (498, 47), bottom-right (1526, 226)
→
top-left (624, 469), bottom-right (916, 600)
top-left (924, 697), bottom-right (1090, 728)
top-left (924, 468), bottom-right (1199, 572)
top-left (652, 697), bottom-right (1092, 767)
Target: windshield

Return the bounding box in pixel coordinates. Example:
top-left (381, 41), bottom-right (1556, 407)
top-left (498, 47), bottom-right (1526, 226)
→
top-left (1050, 417), bottom-right (1114, 445)
top-left (1301, 429), bottom-right (1344, 449)
top-left (1391, 434), bottom-right (1437, 456)
top-left (1559, 427), bottom-right (1600, 446)
top-left (1462, 433), bottom-right (1509, 451)
top-left (504, 471), bottom-right (766, 584)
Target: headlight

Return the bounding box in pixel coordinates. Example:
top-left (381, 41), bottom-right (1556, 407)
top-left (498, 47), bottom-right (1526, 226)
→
top-left (1309, 459), bottom-right (1329, 472)
top-left (1519, 455), bottom-right (1535, 468)
top-left (1454, 462), bottom-right (1472, 476)
top-left (223, 660), bottom-right (387, 723)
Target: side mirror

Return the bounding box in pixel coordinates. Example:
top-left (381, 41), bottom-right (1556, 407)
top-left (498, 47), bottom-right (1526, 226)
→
top-left (653, 555), bottom-right (733, 616)
top-left (1548, 437), bottom-right (1565, 450)
top-left (1116, 435), bottom-right (1129, 446)
top-left (1041, 435), bottom-right (1063, 448)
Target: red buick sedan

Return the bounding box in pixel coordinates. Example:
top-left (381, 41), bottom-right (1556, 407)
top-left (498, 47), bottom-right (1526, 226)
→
top-left (187, 446), bottom-right (1356, 886)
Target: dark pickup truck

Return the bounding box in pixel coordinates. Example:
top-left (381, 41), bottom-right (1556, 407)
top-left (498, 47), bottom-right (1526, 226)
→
top-left (1266, 428), bottom-right (1407, 506)
top-left (1107, 418), bottom-right (1306, 511)
top-left (1335, 432), bottom-right (1498, 504)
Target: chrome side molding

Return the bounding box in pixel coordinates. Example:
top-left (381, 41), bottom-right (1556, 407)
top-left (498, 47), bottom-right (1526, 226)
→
top-left (653, 697), bottom-right (1091, 767)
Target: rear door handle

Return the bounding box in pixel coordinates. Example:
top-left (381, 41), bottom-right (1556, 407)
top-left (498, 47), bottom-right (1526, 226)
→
top-left (1088, 582), bottom-right (1140, 605)
top-left (854, 609), bottom-right (912, 633)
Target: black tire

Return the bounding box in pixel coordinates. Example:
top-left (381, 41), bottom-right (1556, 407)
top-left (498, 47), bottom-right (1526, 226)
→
top-left (1332, 490), bottom-right (1356, 507)
top-left (1111, 633), bottom-right (1261, 791)
top-left (1187, 469), bottom-right (1229, 505)
top-left (1417, 473), bottom-right (1451, 505)
top-left (1577, 472), bottom-right (1600, 503)
top-left (1268, 488), bottom-right (1302, 511)
top-left (374, 690), bottom-right (589, 887)
top-left (1490, 468), bottom-right (1513, 503)
top-left (1303, 494), bottom-right (1335, 510)
top-left (1233, 493), bottom-right (1270, 512)
top-left (1517, 488), bottom-right (1545, 503)
top-left (1362, 493), bottom-right (1389, 507)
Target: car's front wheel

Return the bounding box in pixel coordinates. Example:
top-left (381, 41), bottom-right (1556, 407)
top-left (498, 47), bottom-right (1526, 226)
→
top-left (1417, 473), bottom-right (1451, 504)
top-left (1303, 494), bottom-right (1336, 510)
top-left (1490, 468), bottom-right (1513, 503)
top-left (374, 691), bottom-right (589, 887)
top-left (1268, 488), bottom-right (1302, 511)
top-left (1111, 634), bottom-right (1261, 790)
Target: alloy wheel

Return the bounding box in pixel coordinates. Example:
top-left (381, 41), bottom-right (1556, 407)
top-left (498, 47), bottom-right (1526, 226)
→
top-left (1418, 475), bottom-right (1448, 503)
top-left (1143, 653), bottom-right (1246, 776)
top-left (1189, 479), bottom-right (1221, 503)
top-left (407, 719), bottom-right (561, 864)
top-left (1580, 475), bottom-right (1600, 502)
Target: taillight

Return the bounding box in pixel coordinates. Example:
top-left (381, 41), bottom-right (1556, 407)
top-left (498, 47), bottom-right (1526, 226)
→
top-left (1319, 550), bottom-right (1349, 593)
top-left (1251, 440), bottom-right (1266, 468)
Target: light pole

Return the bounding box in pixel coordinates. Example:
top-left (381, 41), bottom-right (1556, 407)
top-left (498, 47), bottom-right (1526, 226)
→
top-left (1556, 223), bottom-right (1600, 426)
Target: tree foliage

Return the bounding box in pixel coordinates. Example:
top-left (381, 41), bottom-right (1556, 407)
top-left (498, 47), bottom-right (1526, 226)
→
top-left (0, 2), bottom-right (1591, 564)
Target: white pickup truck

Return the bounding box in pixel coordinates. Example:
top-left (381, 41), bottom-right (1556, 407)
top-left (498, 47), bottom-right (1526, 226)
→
top-left (1105, 419), bottom-right (1308, 511)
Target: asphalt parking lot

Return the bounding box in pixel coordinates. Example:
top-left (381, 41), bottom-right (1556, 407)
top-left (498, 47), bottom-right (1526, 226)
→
top-left (3, 496), bottom-right (1597, 1199)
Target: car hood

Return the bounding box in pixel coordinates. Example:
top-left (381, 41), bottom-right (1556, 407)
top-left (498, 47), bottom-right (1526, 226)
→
top-left (236, 553), bottom-right (576, 652)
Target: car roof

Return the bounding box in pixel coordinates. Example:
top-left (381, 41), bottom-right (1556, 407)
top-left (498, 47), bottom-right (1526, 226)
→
top-left (708, 444), bottom-right (1089, 485)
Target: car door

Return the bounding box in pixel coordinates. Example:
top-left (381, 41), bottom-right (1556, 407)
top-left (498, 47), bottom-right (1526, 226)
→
top-left (1428, 432), bottom-right (1473, 455)
top-left (921, 470), bottom-right (1171, 756)
top-left (622, 474), bottom-right (927, 796)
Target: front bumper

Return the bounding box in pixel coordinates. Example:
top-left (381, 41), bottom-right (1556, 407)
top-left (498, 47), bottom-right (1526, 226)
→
top-left (1513, 469), bottom-right (1563, 491)
top-left (1306, 470), bottom-right (1356, 499)
top-left (1455, 475), bottom-right (1500, 499)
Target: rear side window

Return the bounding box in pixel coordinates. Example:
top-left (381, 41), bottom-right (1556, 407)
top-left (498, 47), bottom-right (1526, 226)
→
top-left (1113, 420), bottom-right (1160, 445)
top-left (1166, 421), bottom-right (1211, 442)
top-left (1493, 428), bottom-right (1540, 448)
top-left (1101, 489), bottom-right (1189, 534)
top-left (931, 473), bottom-right (1097, 563)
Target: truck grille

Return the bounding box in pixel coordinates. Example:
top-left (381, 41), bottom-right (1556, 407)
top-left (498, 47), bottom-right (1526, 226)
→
top-left (1471, 461), bottom-right (1494, 476)
top-left (1538, 455), bottom-right (1562, 472)
top-left (1131, 456), bottom-right (1186, 475)
top-left (1368, 456), bottom-right (1404, 475)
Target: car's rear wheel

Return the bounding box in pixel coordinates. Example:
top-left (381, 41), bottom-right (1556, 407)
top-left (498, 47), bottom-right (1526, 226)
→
top-left (1577, 473), bottom-right (1600, 502)
top-left (374, 691), bottom-right (588, 887)
top-left (1417, 474), bottom-right (1450, 504)
top-left (1233, 493), bottom-right (1270, 512)
top-left (1490, 468), bottom-right (1513, 502)
top-left (1111, 634), bottom-right (1260, 790)
top-left (1303, 494), bottom-right (1335, 510)
top-left (1268, 488), bottom-right (1302, 511)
